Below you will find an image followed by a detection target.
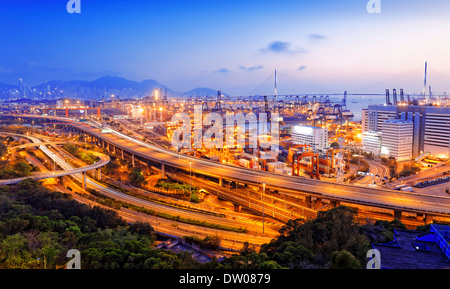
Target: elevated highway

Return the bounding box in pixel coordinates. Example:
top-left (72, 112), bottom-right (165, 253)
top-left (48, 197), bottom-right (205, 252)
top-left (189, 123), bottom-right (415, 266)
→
top-left (4, 114), bottom-right (450, 223)
top-left (0, 132), bottom-right (109, 185)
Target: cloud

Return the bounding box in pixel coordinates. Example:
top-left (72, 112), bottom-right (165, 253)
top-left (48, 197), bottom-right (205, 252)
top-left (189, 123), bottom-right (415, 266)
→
top-left (239, 65), bottom-right (264, 71)
top-left (298, 65), bottom-right (307, 71)
top-left (308, 33), bottom-right (327, 40)
top-left (261, 41), bottom-right (307, 54)
top-left (0, 67), bottom-right (14, 75)
top-left (213, 68), bottom-right (230, 74)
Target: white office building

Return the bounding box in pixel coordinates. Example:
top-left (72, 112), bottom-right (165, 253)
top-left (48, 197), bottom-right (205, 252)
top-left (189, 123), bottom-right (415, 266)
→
top-left (130, 105), bottom-right (143, 119)
top-left (362, 131), bottom-right (382, 155)
top-left (381, 119), bottom-right (413, 161)
top-left (292, 125), bottom-right (328, 151)
top-left (362, 104), bottom-right (450, 158)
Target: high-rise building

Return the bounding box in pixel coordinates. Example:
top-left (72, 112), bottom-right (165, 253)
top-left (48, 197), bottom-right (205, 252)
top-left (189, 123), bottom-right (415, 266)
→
top-left (292, 125), bottom-right (328, 151)
top-left (381, 119), bottom-right (413, 161)
top-left (362, 104), bottom-right (450, 159)
top-left (362, 131), bottom-right (382, 155)
top-left (18, 78), bottom-right (24, 97)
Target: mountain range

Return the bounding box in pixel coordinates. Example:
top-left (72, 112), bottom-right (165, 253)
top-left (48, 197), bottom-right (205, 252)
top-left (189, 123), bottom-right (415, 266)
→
top-left (0, 76), bottom-right (226, 98)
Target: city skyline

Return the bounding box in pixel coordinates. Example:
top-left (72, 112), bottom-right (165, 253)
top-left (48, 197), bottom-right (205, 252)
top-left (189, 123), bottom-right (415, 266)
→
top-left (2, 0), bottom-right (450, 96)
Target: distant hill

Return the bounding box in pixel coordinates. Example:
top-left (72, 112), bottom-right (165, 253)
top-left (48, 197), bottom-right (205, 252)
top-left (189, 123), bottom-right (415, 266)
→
top-left (183, 87), bottom-right (227, 98)
top-left (0, 76), bottom-right (226, 99)
top-left (0, 83), bottom-right (18, 90)
top-left (87, 76), bottom-right (172, 93)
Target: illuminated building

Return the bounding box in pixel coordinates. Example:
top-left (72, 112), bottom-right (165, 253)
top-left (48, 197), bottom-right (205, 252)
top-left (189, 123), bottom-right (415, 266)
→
top-left (292, 125), bottom-right (328, 151)
top-left (380, 119), bottom-right (413, 161)
top-left (362, 131), bottom-right (382, 155)
top-left (362, 104), bottom-right (450, 158)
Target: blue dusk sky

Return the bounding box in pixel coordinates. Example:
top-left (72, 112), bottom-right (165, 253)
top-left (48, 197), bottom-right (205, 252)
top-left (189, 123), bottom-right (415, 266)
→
top-left (1, 0), bottom-right (450, 95)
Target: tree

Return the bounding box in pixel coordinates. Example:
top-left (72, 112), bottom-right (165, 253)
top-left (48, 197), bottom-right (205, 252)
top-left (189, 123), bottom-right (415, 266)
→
top-left (330, 250), bottom-right (361, 269)
top-left (13, 160), bottom-right (32, 177)
top-left (190, 192), bottom-right (200, 203)
top-left (261, 206), bottom-right (370, 268)
top-left (0, 142), bottom-right (7, 157)
top-left (330, 142), bottom-right (340, 149)
top-left (128, 168), bottom-right (145, 187)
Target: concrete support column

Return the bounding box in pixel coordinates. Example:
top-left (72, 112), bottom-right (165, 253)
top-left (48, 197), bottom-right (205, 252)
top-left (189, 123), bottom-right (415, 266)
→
top-left (219, 177), bottom-right (223, 187)
top-left (97, 168), bottom-right (102, 181)
top-left (161, 162), bottom-right (166, 179)
top-left (132, 154), bottom-right (135, 167)
top-left (58, 176), bottom-right (64, 186)
top-left (233, 204), bottom-right (242, 212)
top-left (121, 148), bottom-right (124, 160)
top-left (330, 200), bottom-right (340, 208)
top-left (425, 214), bottom-right (434, 225)
top-left (305, 195), bottom-right (312, 208)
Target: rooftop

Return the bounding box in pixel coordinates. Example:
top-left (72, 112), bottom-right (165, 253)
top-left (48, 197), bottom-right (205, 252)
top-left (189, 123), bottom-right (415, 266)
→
top-left (373, 228), bottom-right (450, 269)
top-left (383, 119), bottom-right (413, 124)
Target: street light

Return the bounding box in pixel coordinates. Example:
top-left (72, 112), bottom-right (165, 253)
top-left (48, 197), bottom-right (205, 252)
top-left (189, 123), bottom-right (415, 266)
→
top-left (262, 182), bottom-right (265, 235)
top-left (189, 161), bottom-right (192, 196)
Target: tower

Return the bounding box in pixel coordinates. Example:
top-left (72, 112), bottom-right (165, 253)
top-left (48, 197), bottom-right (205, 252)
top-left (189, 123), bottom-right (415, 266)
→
top-left (274, 69), bottom-right (277, 102)
top-left (423, 61), bottom-right (428, 101)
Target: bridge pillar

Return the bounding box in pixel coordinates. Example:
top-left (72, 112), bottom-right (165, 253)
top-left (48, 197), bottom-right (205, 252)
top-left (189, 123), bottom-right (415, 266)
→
top-left (219, 177), bottom-right (223, 187)
top-left (121, 148), bottom-right (124, 160)
top-left (233, 204), bottom-right (242, 212)
top-left (161, 162), bottom-right (166, 179)
top-left (82, 172), bottom-right (87, 190)
top-left (132, 154), bottom-right (135, 167)
top-left (305, 195), bottom-right (312, 208)
top-left (424, 214), bottom-right (434, 225)
top-left (112, 145), bottom-right (116, 155)
top-left (97, 168), bottom-right (102, 181)
top-left (330, 200), bottom-right (340, 208)
top-left (58, 176), bottom-right (64, 185)
top-left (394, 210), bottom-right (402, 221)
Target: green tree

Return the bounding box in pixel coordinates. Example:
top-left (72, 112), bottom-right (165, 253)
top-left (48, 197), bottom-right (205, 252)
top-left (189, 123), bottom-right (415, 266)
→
top-left (0, 142), bottom-right (7, 157)
top-left (330, 250), bottom-right (361, 269)
top-left (128, 168), bottom-right (145, 187)
top-left (190, 192), bottom-right (200, 203)
top-left (261, 206), bottom-right (369, 268)
top-left (13, 160), bottom-right (32, 177)
top-left (330, 142), bottom-right (340, 149)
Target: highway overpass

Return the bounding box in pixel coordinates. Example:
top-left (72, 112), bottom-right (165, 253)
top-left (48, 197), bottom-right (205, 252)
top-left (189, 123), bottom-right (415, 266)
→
top-left (0, 132), bottom-right (109, 186)
top-left (3, 114), bottom-right (450, 223)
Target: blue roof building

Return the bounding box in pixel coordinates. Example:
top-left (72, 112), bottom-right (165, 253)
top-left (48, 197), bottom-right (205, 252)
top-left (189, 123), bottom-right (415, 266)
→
top-left (372, 224), bottom-right (450, 269)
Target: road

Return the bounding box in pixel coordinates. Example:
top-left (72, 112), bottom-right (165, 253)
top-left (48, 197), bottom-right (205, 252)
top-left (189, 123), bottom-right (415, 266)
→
top-left (0, 132), bottom-right (110, 185)
top-left (24, 132), bottom-right (279, 247)
top-left (6, 114), bottom-right (450, 218)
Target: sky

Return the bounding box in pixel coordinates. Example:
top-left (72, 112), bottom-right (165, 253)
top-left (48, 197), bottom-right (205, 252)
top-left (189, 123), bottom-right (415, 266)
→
top-left (1, 0), bottom-right (450, 95)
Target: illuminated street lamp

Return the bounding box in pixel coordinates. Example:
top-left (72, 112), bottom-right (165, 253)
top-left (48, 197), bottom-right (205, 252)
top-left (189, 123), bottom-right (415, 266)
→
top-left (262, 182), bottom-right (265, 235)
top-left (189, 161), bottom-right (192, 196)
